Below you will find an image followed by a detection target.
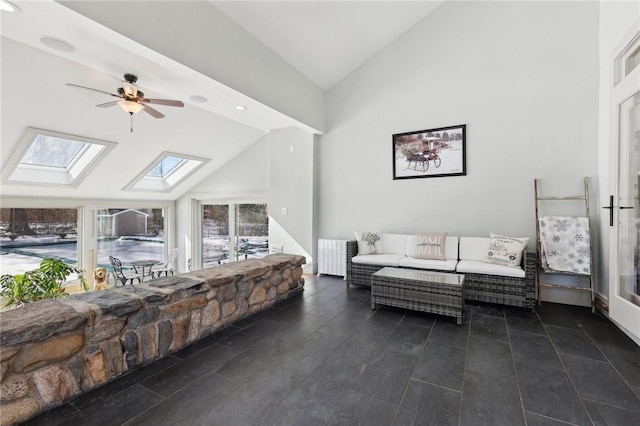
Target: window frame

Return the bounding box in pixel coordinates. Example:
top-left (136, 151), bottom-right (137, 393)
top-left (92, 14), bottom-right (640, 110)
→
top-left (2, 128), bottom-right (117, 187)
top-left (614, 30), bottom-right (640, 86)
top-left (0, 197), bottom-right (175, 280)
top-left (124, 151), bottom-right (209, 193)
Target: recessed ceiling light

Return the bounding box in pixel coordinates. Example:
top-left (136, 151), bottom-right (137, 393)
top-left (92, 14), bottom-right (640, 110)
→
top-left (235, 105), bottom-right (247, 111)
top-left (0, 0), bottom-right (20, 12)
top-left (189, 95), bottom-right (208, 103)
top-left (40, 37), bottom-right (75, 53)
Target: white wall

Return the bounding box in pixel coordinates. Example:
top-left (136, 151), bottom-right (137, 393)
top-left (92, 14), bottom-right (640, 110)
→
top-left (596, 2), bottom-right (640, 300)
top-left (268, 128), bottom-right (316, 273)
top-left (319, 1), bottom-right (600, 247)
top-left (176, 128), bottom-right (316, 273)
top-left (188, 136), bottom-right (270, 198)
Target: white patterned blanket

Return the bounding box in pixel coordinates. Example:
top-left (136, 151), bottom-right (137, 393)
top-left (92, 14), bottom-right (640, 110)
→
top-left (538, 216), bottom-right (591, 275)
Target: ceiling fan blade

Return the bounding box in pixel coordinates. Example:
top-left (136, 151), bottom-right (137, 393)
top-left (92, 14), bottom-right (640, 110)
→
top-left (142, 98), bottom-right (185, 107)
top-left (142, 104), bottom-right (165, 119)
top-left (96, 101), bottom-right (119, 108)
top-left (66, 83), bottom-right (121, 98)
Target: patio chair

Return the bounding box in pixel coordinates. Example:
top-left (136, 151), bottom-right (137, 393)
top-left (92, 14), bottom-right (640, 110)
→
top-left (109, 256), bottom-right (142, 285)
top-left (152, 248), bottom-right (179, 278)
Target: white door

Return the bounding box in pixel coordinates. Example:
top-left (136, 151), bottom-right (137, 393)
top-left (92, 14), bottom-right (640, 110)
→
top-left (609, 26), bottom-right (640, 342)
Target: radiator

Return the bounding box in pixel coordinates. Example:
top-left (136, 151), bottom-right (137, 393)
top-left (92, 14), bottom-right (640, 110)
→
top-left (317, 239), bottom-right (348, 279)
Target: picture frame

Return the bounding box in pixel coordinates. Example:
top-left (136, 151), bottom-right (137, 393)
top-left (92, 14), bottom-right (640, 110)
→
top-left (392, 124), bottom-right (466, 180)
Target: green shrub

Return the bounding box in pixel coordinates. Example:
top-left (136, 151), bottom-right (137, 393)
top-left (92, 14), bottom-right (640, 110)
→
top-left (0, 258), bottom-right (88, 308)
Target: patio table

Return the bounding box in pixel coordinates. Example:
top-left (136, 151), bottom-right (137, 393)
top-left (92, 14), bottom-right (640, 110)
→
top-left (125, 259), bottom-right (161, 279)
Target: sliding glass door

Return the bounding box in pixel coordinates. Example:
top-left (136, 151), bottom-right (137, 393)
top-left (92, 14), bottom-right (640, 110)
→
top-left (202, 204), bottom-right (231, 267)
top-left (201, 203), bottom-right (268, 268)
top-left (236, 204), bottom-right (269, 261)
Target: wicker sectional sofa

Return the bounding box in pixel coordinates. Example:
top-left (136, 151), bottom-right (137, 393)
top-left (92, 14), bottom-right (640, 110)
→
top-left (346, 234), bottom-right (536, 312)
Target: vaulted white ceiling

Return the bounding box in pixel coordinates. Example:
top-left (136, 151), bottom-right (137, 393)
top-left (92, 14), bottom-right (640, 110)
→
top-left (0, 0), bottom-right (443, 201)
top-left (212, 1), bottom-right (444, 90)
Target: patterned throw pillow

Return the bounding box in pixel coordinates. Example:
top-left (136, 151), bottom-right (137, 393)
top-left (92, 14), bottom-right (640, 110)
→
top-left (354, 231), bottom-right (383, 254)
top-left (415, 232), bottom-right (447, 260)
top-left (485, 233), bottom-right (529, 267)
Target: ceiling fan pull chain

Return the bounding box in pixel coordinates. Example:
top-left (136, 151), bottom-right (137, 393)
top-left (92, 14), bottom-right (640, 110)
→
top-left (130, 112), bottom-right (134, 133)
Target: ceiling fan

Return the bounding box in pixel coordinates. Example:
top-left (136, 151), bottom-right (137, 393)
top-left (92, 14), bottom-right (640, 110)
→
top-left (67, 73), bottom-right (184, 132)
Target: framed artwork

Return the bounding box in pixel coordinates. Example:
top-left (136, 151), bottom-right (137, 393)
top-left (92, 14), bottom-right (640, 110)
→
top-left (392, 124), bottom-right (466, 180)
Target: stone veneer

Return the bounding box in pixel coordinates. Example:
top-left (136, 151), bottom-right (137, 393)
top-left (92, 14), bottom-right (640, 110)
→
top-left (0, 254), bottom-right (305, 425)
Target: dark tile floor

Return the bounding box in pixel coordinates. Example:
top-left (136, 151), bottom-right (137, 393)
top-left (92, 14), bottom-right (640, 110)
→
top-left (25, 276), bottom-right (640, 426)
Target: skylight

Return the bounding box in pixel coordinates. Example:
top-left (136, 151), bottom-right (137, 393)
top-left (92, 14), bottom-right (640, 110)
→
top-left (2, 128), bottom-right (117, 187)
top-left (125, 152), bottom-right (209, 192)
top-left (146, 156), bottom-right (185, 178)
top-left (21, 134), bottom-right (88, 168)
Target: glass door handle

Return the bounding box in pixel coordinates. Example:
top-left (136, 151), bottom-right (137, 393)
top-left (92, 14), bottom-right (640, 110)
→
top-left (602, 195), bottom-right (615, 226)
top-left (603, 196), bottom-right (634, 226)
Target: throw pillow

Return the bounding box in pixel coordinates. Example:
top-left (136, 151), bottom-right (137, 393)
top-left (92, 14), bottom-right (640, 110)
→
top-left (354, 231), bottom-right (383, 254)
top-left (415, 232), bottom-right (447, 260)
top-left (485, 233), bottom-right (529, 267)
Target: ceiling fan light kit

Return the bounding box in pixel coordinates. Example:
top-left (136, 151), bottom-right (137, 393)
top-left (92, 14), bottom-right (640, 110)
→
top-left (122, 82), bottom-right (138, 98)
top-left (118, 100), bottom-right (144, 114)
top-left (67, 73), bottom-right (184, 132)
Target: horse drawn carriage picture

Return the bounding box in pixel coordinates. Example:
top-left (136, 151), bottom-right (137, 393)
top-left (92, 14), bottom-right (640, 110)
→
top-left (392, 124), bottom-right (466, 180)
top-left (406, 138), bottom-right (443, 172)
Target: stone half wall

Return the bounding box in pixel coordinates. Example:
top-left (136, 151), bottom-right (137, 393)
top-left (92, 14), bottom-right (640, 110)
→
top-left (0, 254), bottom-right (305, 425)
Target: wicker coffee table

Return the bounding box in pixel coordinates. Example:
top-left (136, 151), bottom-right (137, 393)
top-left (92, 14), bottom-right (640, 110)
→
top-left (371, 267), bottom-right (465, 325)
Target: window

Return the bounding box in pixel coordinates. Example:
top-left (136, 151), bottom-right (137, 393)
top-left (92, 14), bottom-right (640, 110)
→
top-left (147, 156), bottom-right (185, 178)
top-left (21, 135), bottom-right (87, 168)
top-left (2, 128), bottom-right (116, 186)
top-left (0, 208), bottom-right (78, 275)
top-left (615, 31), bottom-right (640, 86)
top-left (97, 207), bottom-right (166, 271)
top-left (0, 202), bottom-right (172, 284)
top-left (125, 152), bottom-right (209, 192)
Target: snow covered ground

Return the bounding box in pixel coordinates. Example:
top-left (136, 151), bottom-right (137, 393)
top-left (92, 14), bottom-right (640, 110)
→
top-left (202, 236), bottom-right (268, 268)
top-left (1, 235), bottom-right (268, 275)
top-left (0, 237), bottom-right (163, 275)
top-left (0, 252), bottom-right (43, 275)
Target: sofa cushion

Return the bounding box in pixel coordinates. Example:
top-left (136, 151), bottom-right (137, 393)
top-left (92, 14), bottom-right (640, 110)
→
top-left (407, 235), bottom-right (459, 259)
top-left (485, 234), bottom-right (529, 268)
top-left (352, 254), bottom-right (404, 267)
top-left (459, 237), bottom-right (491, 261)
top-left (456, 260), bottom-right (525, 278)
top-left (354, 231), bottom-right (383, 254)
top-left (445, 236), bottom-right (460, 260)
top-left (398, 257), bottom-right (458, 272)
top-left (380, 233), bottom-right (408, 255)
top-left (415, 232), bottom-right (447, 260)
